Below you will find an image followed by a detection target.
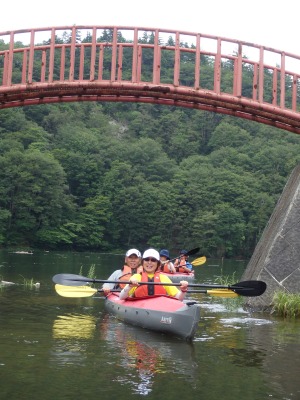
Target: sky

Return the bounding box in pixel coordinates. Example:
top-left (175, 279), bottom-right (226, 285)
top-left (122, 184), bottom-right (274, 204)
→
top-left (1, 0), bottom-right (299, 63)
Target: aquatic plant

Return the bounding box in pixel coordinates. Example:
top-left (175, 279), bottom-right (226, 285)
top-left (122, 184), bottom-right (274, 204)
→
top-left (79, 264), bottom-right (96, 279)
top-left (87, 264), bottom-right (96, 279)
top-left (23, 277), bottom-right (35, 287)
top-left (272, 291), bottom-right (300, 318)
top-left (210, 272), bottom-right (245, 308)
top-left (19, 275), bottom-right (40, 288)
top-left (215, 272), bottom-right (237, 286)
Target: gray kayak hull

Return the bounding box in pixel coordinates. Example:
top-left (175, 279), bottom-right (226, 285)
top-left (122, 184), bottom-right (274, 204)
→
top-left (161, 271), bottom-right (195, 283)
top-left (105, 293), bottom-right (200, 340)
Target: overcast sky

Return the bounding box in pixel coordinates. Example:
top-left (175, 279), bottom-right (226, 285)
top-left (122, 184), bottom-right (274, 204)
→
top-left (1, 0), bottom-right (299, 59)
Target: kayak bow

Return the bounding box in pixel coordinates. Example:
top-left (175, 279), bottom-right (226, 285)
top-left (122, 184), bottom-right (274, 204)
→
top-left (104, 293), bottom-right (200, 341)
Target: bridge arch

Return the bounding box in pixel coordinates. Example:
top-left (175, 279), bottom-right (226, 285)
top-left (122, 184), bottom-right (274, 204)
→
top-left (1, 25), bottom-right (300, 133)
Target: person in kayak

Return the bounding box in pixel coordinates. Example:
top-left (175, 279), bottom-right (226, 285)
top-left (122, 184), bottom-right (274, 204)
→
top-left (119, 248), bottom-right (188, 300)
top-left (102, 248), bottom-right (142, 295)
top-left (174, 249), bottom-right (193, 273)
top-left (159, 249), bottom-right (176, 274)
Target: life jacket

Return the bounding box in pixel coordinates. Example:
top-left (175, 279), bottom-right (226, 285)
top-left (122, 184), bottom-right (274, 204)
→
top-left (118, 265), bottom-right (143, 289)
top-left (176, 258), bottom-right (188, 273)
top-left (161, 262), bottom-right (174, 273)
top-left (134, 272), bottom-right (167, 297)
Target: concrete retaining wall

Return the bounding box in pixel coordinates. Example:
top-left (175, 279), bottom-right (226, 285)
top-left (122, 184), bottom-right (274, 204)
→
top-left (242, 164), bottom-right (300, 310)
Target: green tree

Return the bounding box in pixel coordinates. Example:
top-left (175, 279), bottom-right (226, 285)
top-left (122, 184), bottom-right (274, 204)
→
top-left (74, 195), bottom-right (113, 249)
top-left (0, 148), bottom-right (74, 245)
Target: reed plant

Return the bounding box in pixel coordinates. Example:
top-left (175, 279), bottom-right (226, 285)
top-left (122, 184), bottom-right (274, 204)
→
top-left (215, 271), bottom-right (237, 286)
top-left (78, 264), bottom-right (97, 283)
top-left (23, 278), bottom-right (35, 287)
top-left (17, 274), bottom-right (40, 288)
top-left (211, 272), bottom-right (244, 308)
top-left (272, 291), bottom-right (300, 318)
top-left (87, 264), bottom-right (96, 279)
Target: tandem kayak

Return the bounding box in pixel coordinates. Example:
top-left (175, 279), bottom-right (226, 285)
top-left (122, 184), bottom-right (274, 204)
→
top-left (104, 293), bottom-right (200, 340)
top-left (161, 271), bottom-right (195, 283)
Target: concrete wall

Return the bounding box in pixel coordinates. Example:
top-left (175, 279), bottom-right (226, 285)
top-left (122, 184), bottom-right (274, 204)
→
top-left (242, 164), bottom-right (300, 310)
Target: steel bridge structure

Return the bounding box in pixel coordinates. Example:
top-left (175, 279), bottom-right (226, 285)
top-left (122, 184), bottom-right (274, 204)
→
top-left (1, 25), bottom-right (300, 133)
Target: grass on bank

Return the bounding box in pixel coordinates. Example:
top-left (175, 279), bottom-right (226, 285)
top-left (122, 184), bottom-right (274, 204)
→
top-left (216, 275), bottom-right (300, 318)
top-left (272, 291), bottom-right (300, 318)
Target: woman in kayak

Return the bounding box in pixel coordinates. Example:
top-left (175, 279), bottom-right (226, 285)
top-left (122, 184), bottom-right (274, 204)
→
top-left (174, 249), bottom-right (193, 273)
top-left (159, 249), bottom-right (176, 274)
top-left (119, 248), bottom-right (188, 300)
top-left (102, 248), bottom-right (143, 295)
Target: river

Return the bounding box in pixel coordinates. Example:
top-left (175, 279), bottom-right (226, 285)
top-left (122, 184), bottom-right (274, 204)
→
top-left (0, 249), bottom-right (299, 399)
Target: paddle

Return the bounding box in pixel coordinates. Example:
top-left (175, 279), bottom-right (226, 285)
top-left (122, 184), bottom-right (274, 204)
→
top-left (189, 256), bottom-right (206, 267)
top-left (52, 274), bottom-right (266, 297)
top-left (166, 247), bottom-right (200, 264)
top-left (54, 284), bottom-right (119, 298)
top-left (163, 256), bottom-right (206, 272)
top-left (55, 284), bottom-right (239, 298)
top-left (180, 247), bottom-right (200, 257)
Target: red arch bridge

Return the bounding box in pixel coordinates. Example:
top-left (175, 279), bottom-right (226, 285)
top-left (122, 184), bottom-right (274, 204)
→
top-left (1, 25), bottom-right (300, 134)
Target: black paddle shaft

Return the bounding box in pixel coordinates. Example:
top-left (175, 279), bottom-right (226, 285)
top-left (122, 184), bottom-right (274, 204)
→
top-left (52, 274), bottom-right (266, 297)
top-left (166, 247), bottom-right (200, 264)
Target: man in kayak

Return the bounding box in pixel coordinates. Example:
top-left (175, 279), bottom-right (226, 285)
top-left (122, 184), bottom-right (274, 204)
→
top-left (102, 248), bottom-right (142, 295)
top-left (159, 249), bottom-right (176, 274)
top-left (174, 249), bottom-right (193, 273)
top-left (119, 248), bottom-right (188, 300)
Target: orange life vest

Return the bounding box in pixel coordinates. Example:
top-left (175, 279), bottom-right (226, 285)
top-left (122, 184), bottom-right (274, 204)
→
top-left (174, 258), bottom-right (187, 273)
top-left (161, 262), bottom-right (174, 273)
top-left (134, 272), bottom-right (167, 297)
top-left (118, 265), bottom-right (143, 289)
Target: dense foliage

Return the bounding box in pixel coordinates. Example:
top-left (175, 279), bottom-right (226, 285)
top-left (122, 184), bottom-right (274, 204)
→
top-left (1, 31), bottom-right (300, 257)
top-left (1, 101), bottom-right (300, 257)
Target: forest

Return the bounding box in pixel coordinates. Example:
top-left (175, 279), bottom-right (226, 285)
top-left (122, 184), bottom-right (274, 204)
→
top-left (1, 30), bottom-right (300, 257)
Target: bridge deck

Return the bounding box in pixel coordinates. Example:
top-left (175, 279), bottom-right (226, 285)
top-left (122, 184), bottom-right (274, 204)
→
top-left (1, 26), bottom-right (300, 133)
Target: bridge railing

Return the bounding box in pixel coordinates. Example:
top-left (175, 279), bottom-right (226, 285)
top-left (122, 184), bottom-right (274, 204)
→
top-left (1, 25), bottom-right (300, 131)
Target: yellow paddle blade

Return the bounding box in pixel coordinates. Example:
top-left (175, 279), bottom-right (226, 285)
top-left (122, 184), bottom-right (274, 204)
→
top-left (191, 256), bottom-right (207, 266)
top-left (55, 284), bottom-right (98, 298)
top-left (207, 289), bottom-right (239, 298)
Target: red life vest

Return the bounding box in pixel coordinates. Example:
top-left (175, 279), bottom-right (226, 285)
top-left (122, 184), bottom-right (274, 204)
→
top-left (119, 265), bottom-right (143, 289)
top-left (134, 272), bottom-right (167, 297)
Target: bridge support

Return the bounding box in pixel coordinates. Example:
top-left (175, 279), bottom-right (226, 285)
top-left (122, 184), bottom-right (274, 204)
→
top-left (242, 164), bottom-right (300, 310)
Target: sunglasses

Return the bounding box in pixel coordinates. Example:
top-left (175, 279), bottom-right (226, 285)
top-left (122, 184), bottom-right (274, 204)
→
top-left (143, 257), bottom-right (158, 262)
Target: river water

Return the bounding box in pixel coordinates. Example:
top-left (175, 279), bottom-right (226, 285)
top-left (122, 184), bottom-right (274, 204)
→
top-left (0, 249), bottom-right (299, 400)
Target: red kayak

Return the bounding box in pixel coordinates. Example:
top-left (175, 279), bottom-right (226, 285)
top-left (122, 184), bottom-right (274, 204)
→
top-left (105, 293), bottom-right (200, 340)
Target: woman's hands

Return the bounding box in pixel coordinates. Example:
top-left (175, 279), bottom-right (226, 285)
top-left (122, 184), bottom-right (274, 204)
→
top-left (179, 280), bottom-right (188, 292)
top-left (129, 278), bottom-right (139, 287)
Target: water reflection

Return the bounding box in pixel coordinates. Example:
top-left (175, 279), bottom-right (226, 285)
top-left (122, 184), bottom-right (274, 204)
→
top-left (53, 314), bottom-right (97, 339)
top-left (51, 313), bottom-right (97, 367)
top-left (99, 314), bottom-right (197, 395)
top-left (195, 295), bottom-right (300, 399)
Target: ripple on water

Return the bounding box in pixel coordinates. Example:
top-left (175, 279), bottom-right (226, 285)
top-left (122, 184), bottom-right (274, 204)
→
top-left (200, 303), bottom-right (247, 314)
top-left (220, 317), bottom-right (274, 328)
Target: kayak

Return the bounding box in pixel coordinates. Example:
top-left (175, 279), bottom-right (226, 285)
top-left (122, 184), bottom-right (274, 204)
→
top-left (161, 271), bottom-right (195, 283)
top-left (104, 293), bottom-right (200, 340)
